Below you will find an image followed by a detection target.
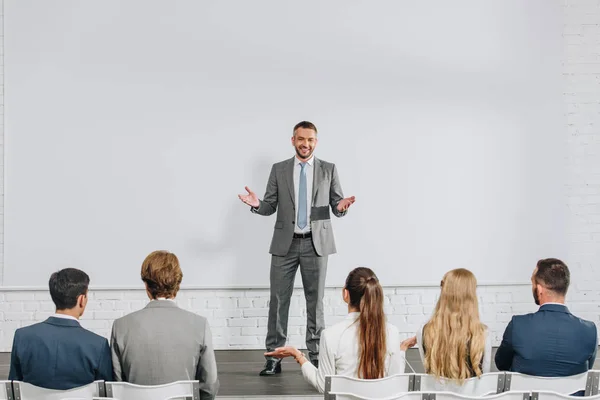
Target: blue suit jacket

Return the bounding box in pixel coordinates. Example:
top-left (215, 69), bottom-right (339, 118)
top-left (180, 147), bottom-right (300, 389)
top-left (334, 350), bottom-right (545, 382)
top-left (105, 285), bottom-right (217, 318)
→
top-left (9, 317), bottom-right (112, 389)
top-left (495, 304), bottom-right (598, 376)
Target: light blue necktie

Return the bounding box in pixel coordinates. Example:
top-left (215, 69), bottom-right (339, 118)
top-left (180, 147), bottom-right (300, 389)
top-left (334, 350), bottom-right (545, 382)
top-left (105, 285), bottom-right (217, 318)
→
top-left (298, 162), bottom-right (308, 229)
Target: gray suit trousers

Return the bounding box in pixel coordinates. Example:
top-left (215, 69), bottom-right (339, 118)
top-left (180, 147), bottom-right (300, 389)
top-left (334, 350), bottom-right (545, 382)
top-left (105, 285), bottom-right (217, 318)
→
top-left (266, 237), bottom-right (327, 362)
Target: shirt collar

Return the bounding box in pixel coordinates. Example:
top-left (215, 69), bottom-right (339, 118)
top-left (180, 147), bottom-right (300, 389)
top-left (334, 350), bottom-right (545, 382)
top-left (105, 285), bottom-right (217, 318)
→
top-left (540, 301), bottom-right (566, 308)
top-left (346, 311), bottom-right (360, 320)
top-left (153, 297), bottom-right (176, 302)
top-left (52, 313), bottom-right (79, 321)
top-left (295, 155), bottom-right (314, 166)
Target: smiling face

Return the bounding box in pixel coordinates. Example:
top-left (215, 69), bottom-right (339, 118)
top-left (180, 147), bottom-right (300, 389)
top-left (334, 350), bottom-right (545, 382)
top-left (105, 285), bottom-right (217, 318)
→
top-left (292, 127), bottom-right (318, 160)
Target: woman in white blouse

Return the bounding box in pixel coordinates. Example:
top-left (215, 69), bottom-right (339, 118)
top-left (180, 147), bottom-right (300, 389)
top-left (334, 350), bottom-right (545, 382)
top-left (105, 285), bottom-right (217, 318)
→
top-left (401, 268), bottom-right (492, 384)
top-left (265, 267), bottom-right (405, 393)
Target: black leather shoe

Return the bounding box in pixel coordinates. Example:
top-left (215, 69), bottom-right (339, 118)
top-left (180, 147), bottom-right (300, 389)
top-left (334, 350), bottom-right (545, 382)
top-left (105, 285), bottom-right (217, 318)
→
top-left (260, 359), bottom-right (282, 376)
top-left (311, 359), bottom-right (319, 368)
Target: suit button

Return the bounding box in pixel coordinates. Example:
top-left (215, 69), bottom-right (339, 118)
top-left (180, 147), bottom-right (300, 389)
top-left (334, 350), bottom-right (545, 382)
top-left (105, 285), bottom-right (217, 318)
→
top-left (292, 221), bottom-right (295, 224)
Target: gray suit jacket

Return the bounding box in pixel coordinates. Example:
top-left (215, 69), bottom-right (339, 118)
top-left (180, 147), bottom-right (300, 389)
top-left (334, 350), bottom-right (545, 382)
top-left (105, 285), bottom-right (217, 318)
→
top-left (252, 157), bottom-right (347, 256)
top-left (110, 301), bottom-right (219, 400)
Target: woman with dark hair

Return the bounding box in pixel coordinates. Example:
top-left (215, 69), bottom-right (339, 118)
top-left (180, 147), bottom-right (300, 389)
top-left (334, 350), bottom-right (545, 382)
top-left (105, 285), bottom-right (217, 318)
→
top-left (265, 267), bottom-right (405, 393)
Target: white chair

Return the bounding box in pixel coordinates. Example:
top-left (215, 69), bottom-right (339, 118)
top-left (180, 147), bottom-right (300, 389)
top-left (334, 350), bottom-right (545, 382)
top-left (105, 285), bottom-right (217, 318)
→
top-left (0, 381), bottom-right (13, 400)
top-left (534, 391), bottom-right (600, 400)
top-left (11, 381), bottom-right (105, 400)
top-left (324, 374), bottom-right (415, 399)
top-left (504, 371), bottom-right (593, 395)
top-left (412, 372), bottom-right (506, 395)
top-left (92, 396), bottom-right (191, 400)
top-left (104, 381), bottom-right (199, 400)
top-left (427, 392), bottom-right (530, 400)
top-left (328, 393), bottom-right (424, 400)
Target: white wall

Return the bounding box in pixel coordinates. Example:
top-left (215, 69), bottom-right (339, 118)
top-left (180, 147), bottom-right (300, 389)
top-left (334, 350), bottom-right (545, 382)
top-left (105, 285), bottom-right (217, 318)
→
top-left (1, 0), bottom-right (600, 351)
top-left (3, 0), bottom-right (565, 288)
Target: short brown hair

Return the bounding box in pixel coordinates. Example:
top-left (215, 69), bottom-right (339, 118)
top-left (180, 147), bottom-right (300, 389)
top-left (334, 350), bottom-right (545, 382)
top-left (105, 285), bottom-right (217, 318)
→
top-left (293, 121), bottom-right (317, 135)
top-left (535, 258), bottom-right (570, 296)
top-left (141, 251), bottom-right (183, 299)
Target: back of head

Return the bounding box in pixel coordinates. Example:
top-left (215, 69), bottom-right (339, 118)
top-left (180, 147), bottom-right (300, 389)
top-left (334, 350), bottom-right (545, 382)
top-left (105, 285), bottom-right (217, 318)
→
top-left (141, 251), bottom-right (183, 299)
top-left (49, 268), bottom-right (90, 311)
top-left (345, 267), bottom-right (386, 379)
top-left (534, 258), bottom-right (570, 301)
top-left (423, 268), bottom-right (486, 383)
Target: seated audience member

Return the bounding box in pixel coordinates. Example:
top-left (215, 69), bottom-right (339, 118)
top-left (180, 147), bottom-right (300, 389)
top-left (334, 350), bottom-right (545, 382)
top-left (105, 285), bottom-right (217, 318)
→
top-left (265, 267), bottom-right (405, 393)
top-left (110, 250), bottom-right (219, 399)
top-left (9, 268), bottom-right (112, 389)
top-left (402, 268), bottom-right (492, 383)
top-left (495, 258), bottom-right (597, 376)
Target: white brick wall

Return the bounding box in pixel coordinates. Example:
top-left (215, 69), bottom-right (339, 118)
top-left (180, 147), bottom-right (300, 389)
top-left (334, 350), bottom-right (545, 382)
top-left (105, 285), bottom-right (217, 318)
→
top-left (0, 1), bottom-right (599, 352)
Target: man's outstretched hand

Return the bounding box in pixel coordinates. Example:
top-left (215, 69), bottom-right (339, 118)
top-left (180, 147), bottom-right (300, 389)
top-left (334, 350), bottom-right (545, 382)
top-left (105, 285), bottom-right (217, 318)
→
top-left (238, 186), bottom-right (260, 208)
top-left (337, 196), bottom-right (356, 212)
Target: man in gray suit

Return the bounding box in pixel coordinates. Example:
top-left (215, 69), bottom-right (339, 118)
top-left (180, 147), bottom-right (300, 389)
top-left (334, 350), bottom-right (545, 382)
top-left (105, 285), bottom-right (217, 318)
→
top-left (110, 251), bottom-right (219, 400)
top-left (239, 121), bottom-right (355, 375)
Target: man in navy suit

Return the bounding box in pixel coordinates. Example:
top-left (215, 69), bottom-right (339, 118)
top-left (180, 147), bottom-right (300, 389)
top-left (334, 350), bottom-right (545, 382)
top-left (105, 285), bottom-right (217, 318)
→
top-left (495, 258), bottom-right (598, 377)
top-left (9, 268), bottom-right (112, 389)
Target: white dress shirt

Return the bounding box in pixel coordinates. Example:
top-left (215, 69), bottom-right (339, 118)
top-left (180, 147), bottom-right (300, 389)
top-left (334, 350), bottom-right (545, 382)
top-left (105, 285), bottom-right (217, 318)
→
top-left (293, 155), bottom-right (314, 234)
top-left (301, 312), bottom-right (406, 393)
top-left (52, 313), bottom-right (79, 322)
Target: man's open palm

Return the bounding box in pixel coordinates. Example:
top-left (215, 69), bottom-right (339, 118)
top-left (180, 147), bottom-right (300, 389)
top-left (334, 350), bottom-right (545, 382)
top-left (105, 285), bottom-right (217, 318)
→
top-left (238, 186), bottom-right (260, 208)
top-left (337, 196), bottom-right (356, 212)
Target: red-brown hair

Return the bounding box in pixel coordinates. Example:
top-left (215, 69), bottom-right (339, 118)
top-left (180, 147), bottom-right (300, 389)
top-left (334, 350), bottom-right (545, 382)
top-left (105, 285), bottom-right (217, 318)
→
top-left (141, 250), bottom-right (183, 299)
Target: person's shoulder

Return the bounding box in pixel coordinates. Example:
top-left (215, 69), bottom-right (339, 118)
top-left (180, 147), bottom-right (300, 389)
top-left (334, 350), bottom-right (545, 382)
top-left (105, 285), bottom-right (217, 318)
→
top-left (316, 158), bottom-right (335, 169)
top-left (574, 314), bottom-right (597, 333)
top-left (14, 321), bottom-right (46, 338)
top-left (323, 316), bottom-right (355, 339)
top-left (511, 311), bottom-right (537, 324)
top-left (177, 307), bottom-right (209, 324)
top-left (273, 158), bottom-right (293, 168)
top-left (112, 307), bottom-right (147, 328)
top-left (79, 326), bottom-right (110, 347)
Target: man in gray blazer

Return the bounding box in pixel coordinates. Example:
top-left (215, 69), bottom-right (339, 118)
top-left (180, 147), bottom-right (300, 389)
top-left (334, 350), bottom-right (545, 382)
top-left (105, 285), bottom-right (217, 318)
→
top-left (239, 121), bottom-right (355, 375)
top-left (110, 251), bottom-right (219, 400)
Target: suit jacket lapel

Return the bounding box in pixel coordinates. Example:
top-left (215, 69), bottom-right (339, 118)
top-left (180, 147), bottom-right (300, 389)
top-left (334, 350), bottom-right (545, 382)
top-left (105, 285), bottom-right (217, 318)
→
top-left (312, 158), bottom-right (324, 205)
top-left (285, 157), bottom-right (295, 206)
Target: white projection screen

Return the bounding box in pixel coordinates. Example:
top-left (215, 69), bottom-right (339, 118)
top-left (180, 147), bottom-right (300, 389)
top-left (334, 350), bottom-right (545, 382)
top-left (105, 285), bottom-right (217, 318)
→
top-left (4, 0), bottom-right (565, 288)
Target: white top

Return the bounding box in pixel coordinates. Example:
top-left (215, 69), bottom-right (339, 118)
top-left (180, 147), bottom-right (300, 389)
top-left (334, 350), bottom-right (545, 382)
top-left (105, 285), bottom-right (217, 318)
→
top-left (301, 312), bottom-right (406, 393)
top-left (416, 323), bottom-right (492, 375)
top-left (52, 313), bottom-right (79, 321)
top-left (293, 155), bottom-right (314, 234)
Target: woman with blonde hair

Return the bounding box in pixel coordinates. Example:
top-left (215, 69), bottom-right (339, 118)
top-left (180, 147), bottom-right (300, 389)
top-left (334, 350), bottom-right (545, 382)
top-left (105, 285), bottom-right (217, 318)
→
top-left (266, 267), bottom-right (406, 393)
top-left (402, 268), bottom-right (491, 383)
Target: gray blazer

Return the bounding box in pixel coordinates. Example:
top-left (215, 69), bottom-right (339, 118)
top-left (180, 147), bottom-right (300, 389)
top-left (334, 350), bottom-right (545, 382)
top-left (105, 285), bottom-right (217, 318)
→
top-left (252, 157), bottom-right (347, 256)
top-left (110, 301), bottom-right (219, 400)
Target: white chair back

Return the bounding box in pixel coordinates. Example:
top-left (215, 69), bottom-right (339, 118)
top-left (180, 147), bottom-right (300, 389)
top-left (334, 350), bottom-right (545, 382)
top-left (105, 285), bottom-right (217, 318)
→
top-left (331, 393), bottom-right (424, 400)
top-left (533, 391), bottom-right (600, 400)
top-left (413, 372), bottom-right (506, 395)
top-left (325, 374), bottom-right (414, 399)
top-left (504, 372), bottom-right (591, 395)
top-left (92, 398), bottom-right (188, 400)
top-left (11, 381), bottom-right (104, 400)
top-left (428, 392), bottom-right (530, 400)
top-left (0, 381), bottom-right (13, 400)
top-left (105, 381), bottom-right (199, 400)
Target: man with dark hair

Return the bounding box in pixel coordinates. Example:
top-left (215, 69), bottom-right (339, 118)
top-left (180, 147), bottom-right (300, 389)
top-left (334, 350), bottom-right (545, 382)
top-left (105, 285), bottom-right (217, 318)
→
top-left (238, 121), bottom-right (355, 375)
top-left (9, 268), bottom-right (112, 389)
top-left (495, 258), bottom-right (598, 378)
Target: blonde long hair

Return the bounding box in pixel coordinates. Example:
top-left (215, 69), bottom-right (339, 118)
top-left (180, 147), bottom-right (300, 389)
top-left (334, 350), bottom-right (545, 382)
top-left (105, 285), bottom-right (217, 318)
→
top-left (423, 268), bottom-right (486, 383)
